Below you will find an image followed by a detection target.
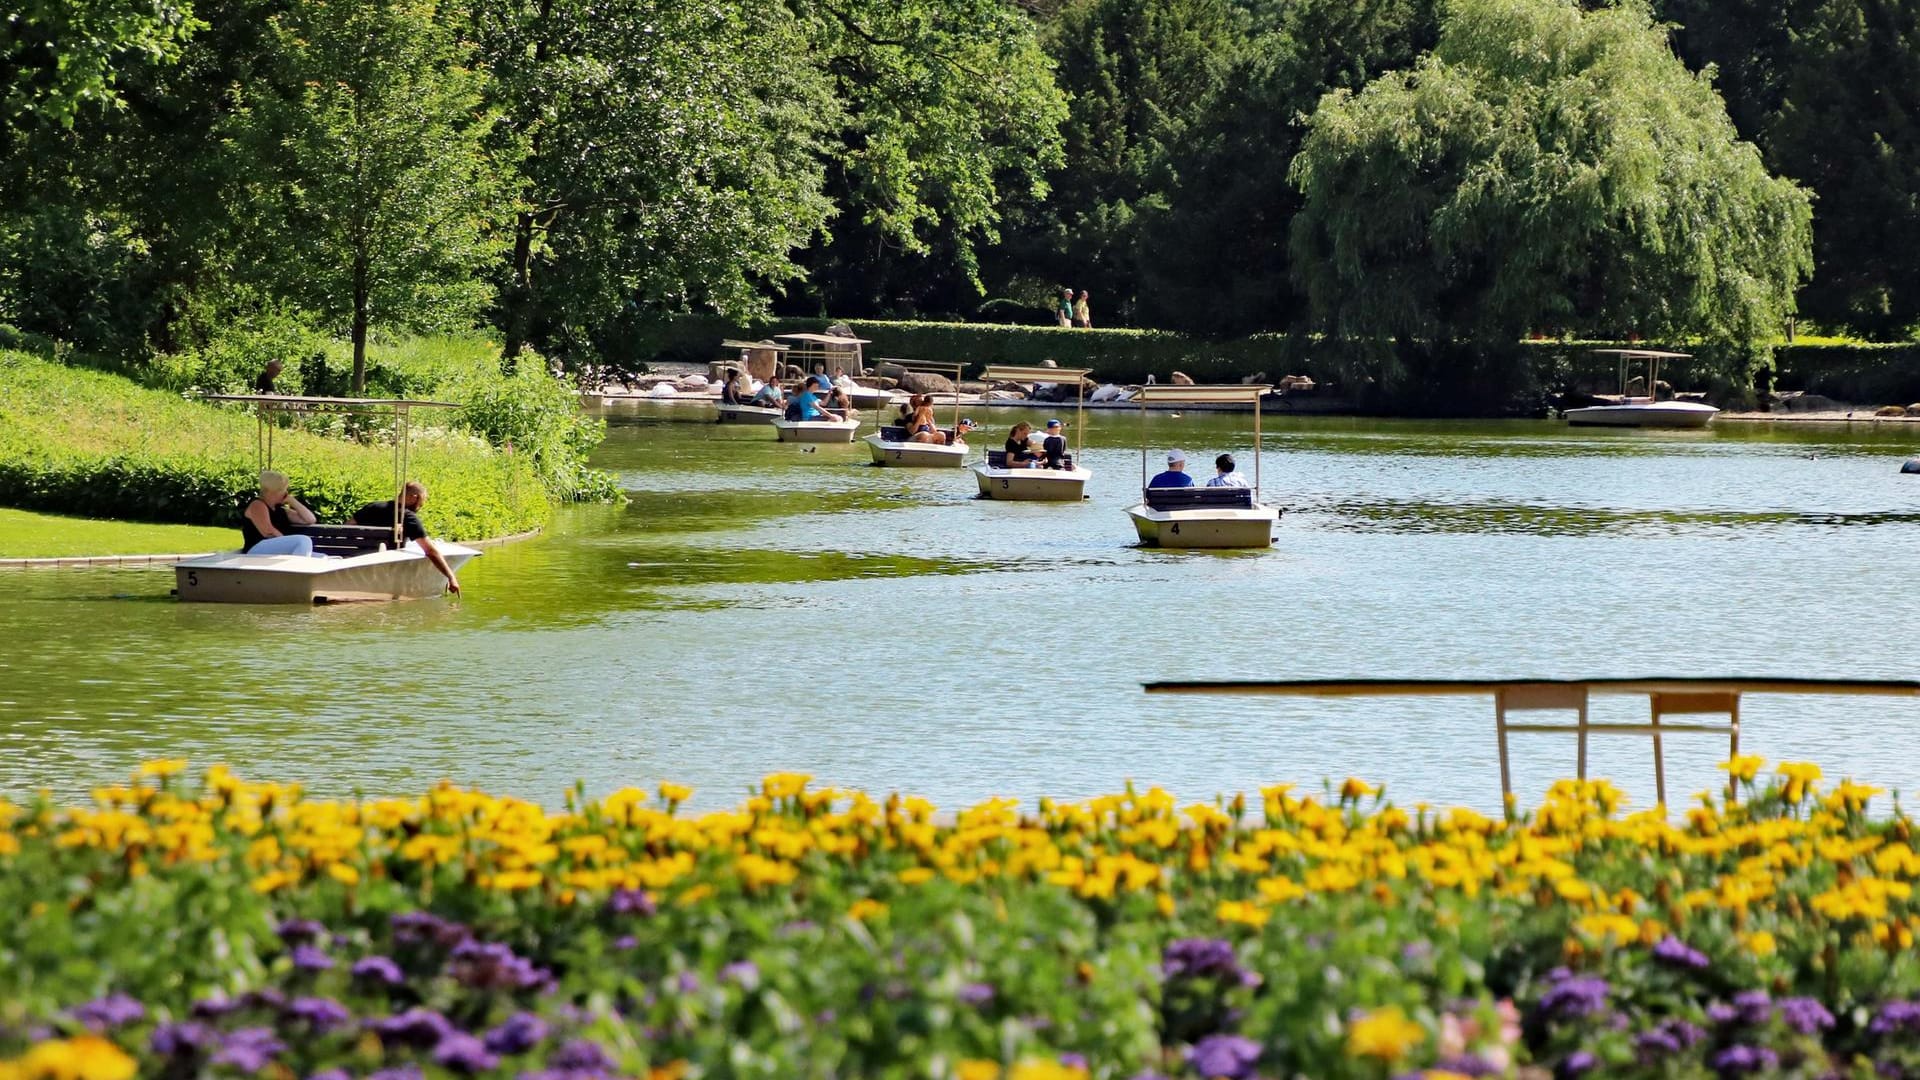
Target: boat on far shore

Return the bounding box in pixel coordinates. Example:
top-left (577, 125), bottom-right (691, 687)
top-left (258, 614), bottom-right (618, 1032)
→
top-left (1563, 349), bottom-right (1720, 428)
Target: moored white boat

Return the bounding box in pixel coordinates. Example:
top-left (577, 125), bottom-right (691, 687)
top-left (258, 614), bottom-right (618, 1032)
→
top-left (175, 542), bottom-right (480, 604)
top-left (845, 386), bottom-right (896, 412)
top-left (1563, 400), bottom-right (1719, 428)
top-left (1126, 383), bottom-right (1278, 549)
top-left (1563, 349), bottom-right (1718, 429)
top-left (771, 417), bottom-right (860, 443)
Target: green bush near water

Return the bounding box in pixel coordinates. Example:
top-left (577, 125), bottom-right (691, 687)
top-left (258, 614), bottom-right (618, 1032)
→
top-left (0, 348), bottom-right (550, 540)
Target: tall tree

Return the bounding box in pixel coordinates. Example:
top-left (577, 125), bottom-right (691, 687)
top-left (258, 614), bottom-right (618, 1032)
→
top-left (226, 0), bottom-right (509, 391)
top-left (1289, 0), bottom-right (1812, 384)
top-left (476, 0), bottom-right (838, 364)
top-left (1, 0), bottom-right (199, 127)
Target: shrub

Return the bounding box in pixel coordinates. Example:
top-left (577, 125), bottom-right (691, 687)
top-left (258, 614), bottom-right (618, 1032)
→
top-left (0, 348), bottom-right (550, 539)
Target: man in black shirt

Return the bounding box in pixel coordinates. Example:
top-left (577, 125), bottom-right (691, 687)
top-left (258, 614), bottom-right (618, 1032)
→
top-left (349, 481), bottom-right (461, 594)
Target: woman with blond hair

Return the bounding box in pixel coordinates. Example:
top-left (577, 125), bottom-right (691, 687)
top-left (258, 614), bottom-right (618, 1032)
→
top-left (239, 469), bottom-right (318, 555)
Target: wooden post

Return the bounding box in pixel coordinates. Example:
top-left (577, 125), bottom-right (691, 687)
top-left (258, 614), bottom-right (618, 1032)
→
top-left (1577, 695), bottom-right (1589, 780)
top-left (1495, 691), bottom-right (1513, 801)
top-left (1649, 695), bottom-right (1667, 808)
top-left (1727, 694), bottom-right (1742, 805)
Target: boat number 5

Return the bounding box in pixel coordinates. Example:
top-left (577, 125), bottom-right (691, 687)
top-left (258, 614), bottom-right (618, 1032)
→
top-left (186, 571), bottom-right (198, 587)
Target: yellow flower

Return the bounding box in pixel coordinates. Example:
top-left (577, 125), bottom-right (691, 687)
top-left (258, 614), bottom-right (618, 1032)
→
top-left (647, 1063), bottom-right (689, 1080)
top-left (1215, 899), bottom-right (1270, 927)
top-left (1340, 777), bottom-right (1378, 801)
top-left (1155, 893), bottom-right (1176, 918)
top-left (1573, 913), bottom-right (1640, 943)
top-left (899, 867), bottom-right (936, 886)
top-left (658, 783), bottom-right (693, 804)
top-left (957, 1061), bottom-right (1002, 1080)
top-left (848, 898), bottom-right (888, 921)
top-left (7, 1036), bottom-right (137, 1080)
top-left (1008, 1060), bottom-right (1087, 1080)
top-left (763, 773), bottom-right (812, 800)
top-left (1346, 1006), bottom-right (1427, 1062)
top-left (135, 759), bottom-right (188, 779)
top-left (1719, 755), bottom-right (1766, 782)
top-left (327, 862), bottom-right (360, 886)
top-left (1778, 762), bottom-right (1823, 803)
top-left (1742, 930), bottom-right (1777, 956)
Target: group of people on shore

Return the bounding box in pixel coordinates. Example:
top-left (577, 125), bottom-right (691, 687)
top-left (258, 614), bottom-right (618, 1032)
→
top-left (240, 471), bottom-right (461, 592)
top-left (1147, 449), bottom-right (1248, 489)
top-left (1056, 289), bottom-right (1092, 329)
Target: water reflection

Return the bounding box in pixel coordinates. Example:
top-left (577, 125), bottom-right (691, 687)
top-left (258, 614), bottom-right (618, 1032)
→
top-left (1, 406), bottom-right (1915, 815)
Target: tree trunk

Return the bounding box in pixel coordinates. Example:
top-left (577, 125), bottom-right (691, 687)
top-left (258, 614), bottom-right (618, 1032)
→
top-left (352, 253), bottom-right (369, 395)
top-left (501, 208), bottom-right (536, 373)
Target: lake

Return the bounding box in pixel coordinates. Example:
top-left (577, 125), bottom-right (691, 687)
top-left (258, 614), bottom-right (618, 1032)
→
top-left (3, 404), bottom-right (1916, 814)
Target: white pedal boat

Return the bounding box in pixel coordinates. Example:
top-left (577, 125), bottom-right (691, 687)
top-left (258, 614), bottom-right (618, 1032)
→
top-left (175, 542), bottom-right (479, 605)
top-left (772, 417), bottom-right (860, 443)
top-left (1125, 489), bottom-right (1278, 548)
top-left (972, 454), bottom-right (1091, 501)
top-left (1563, 400), bottom-right (1719, 428)
top-left (864, 427), bottom-right (970, 467)
top-left (715, 402), bottom-right (784, 424)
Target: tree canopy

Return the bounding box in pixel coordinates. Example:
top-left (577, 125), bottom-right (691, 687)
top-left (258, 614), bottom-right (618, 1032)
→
top-left (1288, 0), bottom-right (1812, 364)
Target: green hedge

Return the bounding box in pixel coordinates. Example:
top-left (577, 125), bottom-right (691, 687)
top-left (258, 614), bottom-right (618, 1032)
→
top-left (0, 348), bottom-right (551, 540)
top-left (1765, 342), bottom-right (1920, 404)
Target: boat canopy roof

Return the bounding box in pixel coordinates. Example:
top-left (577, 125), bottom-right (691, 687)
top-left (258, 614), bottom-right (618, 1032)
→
top-left (719, 339), bottom-right (790, 351)
top-left (197, 393), bottom-right (461, 410)
top-left (877, 358), bottom-right (967, 377)
top-left (773, 332), bottom-right (871, 345)
top-left (1592, 349), bottom-right (1692, 359)
top-left (1132, 384), bottom-right (1273, 404)
top-left (979, 364), bottom-right (1092, 382)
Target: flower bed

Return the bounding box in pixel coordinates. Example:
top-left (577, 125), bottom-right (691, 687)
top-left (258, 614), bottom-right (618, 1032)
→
top-left (2, 759), bottom-right (1918, 1079)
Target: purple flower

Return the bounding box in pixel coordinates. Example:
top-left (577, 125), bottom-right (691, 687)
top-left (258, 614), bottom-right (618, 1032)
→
top-left (1537, 976), bottom-right (1611, 1021)
top-left (1708, 1003), bottom-right (1738, 1025)
top-left (777, 920), bottom-right (818, 937)
top-left (368, 1069), bottom-right (424, 1080)
top-left (291, 944), bottom-right (334, 971)
top-left (1711, 1044), bottom-right (1779, 1076)
top-left (433, 1033), bottom-right (501, 1074)
top-left (549, 1039), bottom-right (615, 1072)
top-left (370, 1007), bottom-right (456, 1049)
top-left (1186, 1034), bottom-right (1261, 1080)
top-left (958, 982), bottom-right (996, 1006)
top-left (1059, 1053), bottom-right (1088, 1070)
top-left (351, 955), bottom-right (406, 986)
top-left (1558, 1050), bottom-right (1598, 1078)
top-left (484, 1013), bottom-right (549, 1055)
top-left (1779, 997), bottom-right (1835, 1035)
top-left (289, 996), bottom-right (352, 1032)
top-left (1635, 1020), bottom-right (1704, 1060)
top-left (1162, 938), bottom-right (1242, 981)
top-left (391, 911), bottom-right (471, 949)
top-left (190, 994), bottom-right (243, 1019)
top-left (241, 988), bottom-right (288, 1012)
top-left (1871, 1000), bottom-right (1920, 1035)
top-left (1652, 936), bottom-right (1710, 972)
top-left (719, 960), bottom-right (759, 987)
top-left (1434, 1054), bottom-right (1500, 1076)
top-left (675, 971), bottom-right (700, 994)
top-left (1732, 989), bottom-right (1772, 1026)
top-left (608, 888), bottom-right (655, 917)
top-left (276, 918), bottom-right (327, 944)
top-left (447, 940), bottom-right (552, 991)
top-left (212, 1027), bottom-right (285, 1072)
top-left (150, 1021), bottom-right (217, 1058)
top-left (612, 935), bottom-right (638, 951)
top-left (308, 1071), bottom-right (351, 1080)
top-left (70, 992), bottom-right (145, 1031)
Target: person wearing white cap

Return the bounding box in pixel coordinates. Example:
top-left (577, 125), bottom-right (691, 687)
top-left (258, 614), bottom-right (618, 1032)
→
top-left (1148, 448), bottom-right (1194, 488)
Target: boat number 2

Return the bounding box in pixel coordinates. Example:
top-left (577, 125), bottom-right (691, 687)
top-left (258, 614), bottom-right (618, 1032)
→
top-left (186, 571), bottom-right (198, 587)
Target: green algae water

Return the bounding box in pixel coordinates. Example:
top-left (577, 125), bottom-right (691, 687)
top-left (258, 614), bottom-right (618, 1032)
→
top-left (3, 404), bottom-right (1918, 812)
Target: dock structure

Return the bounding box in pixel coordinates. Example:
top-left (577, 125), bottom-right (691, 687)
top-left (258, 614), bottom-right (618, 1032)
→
top-left (1143, 678), bottom-right (1920, 806)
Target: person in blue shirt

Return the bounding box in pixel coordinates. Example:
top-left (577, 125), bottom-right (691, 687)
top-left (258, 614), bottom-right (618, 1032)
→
top-left (785, 376), bottom-right (845, 422)
top-left (1148, 448), bottom-right (1195, 488)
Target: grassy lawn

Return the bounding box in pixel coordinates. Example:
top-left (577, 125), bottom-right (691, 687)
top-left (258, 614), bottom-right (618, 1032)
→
top-left (0, 506), bottom-right (234, 558)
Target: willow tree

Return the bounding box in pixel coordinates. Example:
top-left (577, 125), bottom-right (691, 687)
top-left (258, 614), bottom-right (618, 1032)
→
top-left (1288, 0), bottom-right (1812, 382)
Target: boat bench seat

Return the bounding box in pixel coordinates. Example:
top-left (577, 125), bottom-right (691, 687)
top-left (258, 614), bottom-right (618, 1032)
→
top-left (985, 450), bottom-right (1075, 470)
top-left (1143, 486), bottom-right (1254, 511)
top-left (879, 424), bottom-right (956, 443)
top-left (290, 524), bottom-right (394, 557)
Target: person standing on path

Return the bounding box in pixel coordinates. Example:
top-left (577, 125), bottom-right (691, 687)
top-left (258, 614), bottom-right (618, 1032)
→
top-left (1074, 290), bottom-right (1092, 329)
top-left (1057, 289), bottom-right (1074, 328)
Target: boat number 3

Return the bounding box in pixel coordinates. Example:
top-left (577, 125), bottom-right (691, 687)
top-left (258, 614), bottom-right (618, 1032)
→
top-left (186, 571), bottom-right (198, 586)
top-left (1000, 479), bottom-right (1010, 489)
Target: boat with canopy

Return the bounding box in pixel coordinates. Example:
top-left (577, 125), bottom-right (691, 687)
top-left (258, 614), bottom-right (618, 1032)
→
top-left (713, 339), bottom-right (790, 424)
top-left (173, 394), bottom-right (481, 603)
top-left (1562, 349), bottom-right (1719, 428)
top-left (971, 365), bottom-right (1094, 500)
top-left (864, 361), bottom-right (972, 467)
top-left (1124, 384), bottom-right (1279, 548)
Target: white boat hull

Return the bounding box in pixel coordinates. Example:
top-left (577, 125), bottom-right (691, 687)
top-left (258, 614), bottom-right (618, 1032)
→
top-left (847, 388), bottom-right (895, 411)
top-left (716, 403), bottom-right (783, 425)
top-left (1564, 401), bottom-right (1718, 428)
top-left (174, 545), bottom-right (479, 604)
top-left (1125, 504), bottom-right (1278, 549)
top-left (972, 463), bottom-right (1091, 501)
top-left (864, 434), bottom-right (969, 467)
top-left (772, 418), bottom-right (860, 443)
